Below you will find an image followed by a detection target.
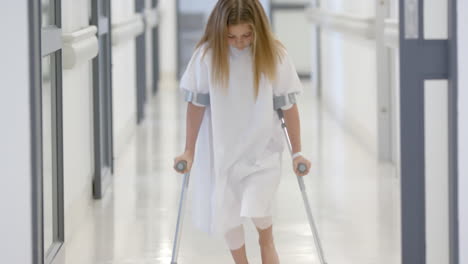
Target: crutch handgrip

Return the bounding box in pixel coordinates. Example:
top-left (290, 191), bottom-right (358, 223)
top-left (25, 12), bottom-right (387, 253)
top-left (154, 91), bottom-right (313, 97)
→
top-left (297, 163), bottom-right (307, 174)
top-left (176, 160), bottom-right (187, 173)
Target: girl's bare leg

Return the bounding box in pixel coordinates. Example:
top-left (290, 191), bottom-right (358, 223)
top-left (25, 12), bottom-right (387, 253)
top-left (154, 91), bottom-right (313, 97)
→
top-left (225, 225), bottom-right (249, 264)
top-left (253, 218), bottom-right (280, 264)
top-left (230, 245), bottom-right (249, 264)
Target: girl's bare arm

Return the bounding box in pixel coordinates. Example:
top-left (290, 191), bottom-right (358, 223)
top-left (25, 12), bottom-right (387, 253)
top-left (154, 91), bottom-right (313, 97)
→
top-left (174, 103), bottom-right (205, 173)
top-left (283, 104), bottom-right (301, 154)
top-left (184, 103), bottom-right (206, 154)
top-left (283, 104), bottom-right (311, 176)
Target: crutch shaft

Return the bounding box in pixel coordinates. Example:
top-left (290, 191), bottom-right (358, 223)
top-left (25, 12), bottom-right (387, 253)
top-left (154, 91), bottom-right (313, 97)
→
top-left (277, 109), bottom-right (328, 264)
top-left (300, 185), bottom-right (327, 264)
top-left (171, 172), bottom-right (190, 264)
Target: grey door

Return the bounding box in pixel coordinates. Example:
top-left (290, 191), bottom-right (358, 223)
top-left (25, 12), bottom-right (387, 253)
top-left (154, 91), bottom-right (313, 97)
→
top-left (399, 0), bottom-right (458, 263)
top-left (176, 0), bottom-right (206, 79)
top-left (152, 0), bottom-right (159, 94)
top-left (91, 0), bottom-right (114, 199)
top-left (136, 0), bottom-right (147, 124)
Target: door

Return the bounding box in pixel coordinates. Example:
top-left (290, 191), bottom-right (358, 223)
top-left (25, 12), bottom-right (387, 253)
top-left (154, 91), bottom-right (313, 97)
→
top-left (136, 0), bottom-right (147, 123)
top-left (399, 0), bottom-right (458, 263)
top-left (152, 0), bottom-right (160, 94)
top-left (91, 0), bottom-right (114, 199)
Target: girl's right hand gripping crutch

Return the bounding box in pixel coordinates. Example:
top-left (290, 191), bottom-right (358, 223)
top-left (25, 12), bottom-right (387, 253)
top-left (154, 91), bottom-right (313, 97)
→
top-left (171, 160), bottom-right (189, 264)
top-left (276, 109), bottom-right (328, 264)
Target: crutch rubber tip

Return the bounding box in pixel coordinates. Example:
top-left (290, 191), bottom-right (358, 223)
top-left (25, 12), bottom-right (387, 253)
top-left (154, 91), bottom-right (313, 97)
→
top-left (297, 163), bottom-right (307, 174)
top-left (176, 161), bottom-right (187, 172)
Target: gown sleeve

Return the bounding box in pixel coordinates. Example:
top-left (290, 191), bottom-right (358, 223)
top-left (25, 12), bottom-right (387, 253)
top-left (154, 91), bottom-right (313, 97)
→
top-left (272, 49), bottom-right (303, 110)
top-left (179, 45), bottom-right (210, 107)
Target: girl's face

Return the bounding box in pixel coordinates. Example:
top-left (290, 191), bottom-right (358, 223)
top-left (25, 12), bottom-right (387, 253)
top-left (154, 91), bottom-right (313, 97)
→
top-left (227, 23), bottom-right (253, 50)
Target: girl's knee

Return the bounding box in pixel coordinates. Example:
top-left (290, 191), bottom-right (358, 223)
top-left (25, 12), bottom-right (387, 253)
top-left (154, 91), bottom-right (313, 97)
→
top-left (225, 225), bottom-right (245, 250)
top-left (252, 216), bottom-right (273, 230)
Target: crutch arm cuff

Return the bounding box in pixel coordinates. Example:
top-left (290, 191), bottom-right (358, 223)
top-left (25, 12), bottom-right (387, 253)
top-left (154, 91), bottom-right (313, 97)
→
top-left (273, 92), bottom-right (298, 110)
top-left (183, 89), bottom-right (210, 107)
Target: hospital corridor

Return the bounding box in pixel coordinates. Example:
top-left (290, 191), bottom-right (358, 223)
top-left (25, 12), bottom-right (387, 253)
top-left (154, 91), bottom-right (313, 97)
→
top-left (1, 1), bottom-right (467, 264)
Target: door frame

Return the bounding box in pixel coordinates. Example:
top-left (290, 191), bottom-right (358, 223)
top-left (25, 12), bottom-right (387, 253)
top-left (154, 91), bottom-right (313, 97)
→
top-left (31, 0), bottom-right (65, 263)
top-left (29, 0), bottom-right (43, 262)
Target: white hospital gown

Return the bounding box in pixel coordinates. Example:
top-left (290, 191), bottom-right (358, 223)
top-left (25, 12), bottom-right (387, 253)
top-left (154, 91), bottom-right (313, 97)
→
top-left (179, 44), bottom-right (302, 235)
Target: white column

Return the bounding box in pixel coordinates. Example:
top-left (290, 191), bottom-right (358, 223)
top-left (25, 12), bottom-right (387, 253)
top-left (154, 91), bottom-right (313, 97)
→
top-left (112, 0), bottom-right (138, 157)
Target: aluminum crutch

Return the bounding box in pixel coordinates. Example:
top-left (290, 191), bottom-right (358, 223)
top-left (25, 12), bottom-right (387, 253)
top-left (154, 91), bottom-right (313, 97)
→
top-left (276, 109), bottom-right (328, 264)
top-left (171, 160), bottom-right (189, 264)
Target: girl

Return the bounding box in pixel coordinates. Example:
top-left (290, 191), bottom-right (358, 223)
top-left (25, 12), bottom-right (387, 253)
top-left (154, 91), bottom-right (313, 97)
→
top-left (173, 0), bottom-right (311, 263)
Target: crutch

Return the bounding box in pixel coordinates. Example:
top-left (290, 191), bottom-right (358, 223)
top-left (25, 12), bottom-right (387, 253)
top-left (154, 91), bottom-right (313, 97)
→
top-left (276, 108), bottom-right (328, 264)
top-left (170, 90), bottom-right (209, 263)
top-left (171, 160), bottom-right (189, 264)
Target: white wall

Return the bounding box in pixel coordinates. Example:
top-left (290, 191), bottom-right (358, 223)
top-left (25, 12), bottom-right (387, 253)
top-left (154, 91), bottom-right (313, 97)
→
top-left (0, 1), bottom-right (33, 263)
top-left (273, 9), bottom-right (312, 74)
top-left (319, 0), bottom-right (378, 154)
top-left (112, 1), bottom-right (138, 158)
top-left (323, 0), bottom-right (375, 17)
top-left (179, 0), bottom-right (216, 13)
top-left (458, 0), bottom-right (468, 263)
top-left (61, 0), bottom-right (95, 238)
top-left (390, 0), bottom-right (398, 19)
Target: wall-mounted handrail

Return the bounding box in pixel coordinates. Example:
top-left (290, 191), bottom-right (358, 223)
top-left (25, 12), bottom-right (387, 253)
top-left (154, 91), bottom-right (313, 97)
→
top-left (62, 26), bottom-right (98, 69)
top-left (305, 7), bottom-right (375, 39)
top-left (112, 14), bottom-right (145, 46)
top-left (306, 7), bottom-right (399, 47)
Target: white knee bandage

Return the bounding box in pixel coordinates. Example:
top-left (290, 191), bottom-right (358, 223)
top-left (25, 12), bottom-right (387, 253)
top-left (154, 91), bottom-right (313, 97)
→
top-left (224, 225), bottom-right (245, 250)
top-left (252, 216), bottom-right (273, 230)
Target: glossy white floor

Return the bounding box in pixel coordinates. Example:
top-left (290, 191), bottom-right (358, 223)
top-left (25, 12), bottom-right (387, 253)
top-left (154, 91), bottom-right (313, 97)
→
top-left (53, 81), bottom-right (401, 264)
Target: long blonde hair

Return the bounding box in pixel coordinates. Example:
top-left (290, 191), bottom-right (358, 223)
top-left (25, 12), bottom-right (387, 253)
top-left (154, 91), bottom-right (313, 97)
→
top-left (196, 0), bottom-right (284, 97)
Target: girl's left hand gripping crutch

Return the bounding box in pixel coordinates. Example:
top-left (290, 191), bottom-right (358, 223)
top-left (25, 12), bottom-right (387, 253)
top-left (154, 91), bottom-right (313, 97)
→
top-left (276, 108), bottom-right (328, 264)
top-left (171, 160), bottom-right (189, 264)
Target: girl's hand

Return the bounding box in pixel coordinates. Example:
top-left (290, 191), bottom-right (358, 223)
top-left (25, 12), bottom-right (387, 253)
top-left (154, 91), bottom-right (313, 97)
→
top-left (293, 155), bottom-right (311, 177)
top-left (173, 150), bottom-right (194, 174)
